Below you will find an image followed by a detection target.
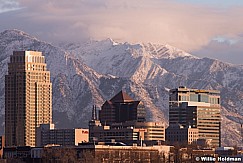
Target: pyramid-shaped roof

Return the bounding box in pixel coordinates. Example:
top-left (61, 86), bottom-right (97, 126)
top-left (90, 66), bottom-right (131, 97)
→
top-left (110, 90), bottom-right (134, 102)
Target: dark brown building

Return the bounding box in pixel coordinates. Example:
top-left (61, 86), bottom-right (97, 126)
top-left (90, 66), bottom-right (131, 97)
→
top-left (99, 91), bottom-right (146, 125)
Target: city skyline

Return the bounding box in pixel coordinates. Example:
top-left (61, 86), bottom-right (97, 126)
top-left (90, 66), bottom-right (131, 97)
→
top-left (0, 0), bottom-right (243, 64)
top-left (0, 29), bottom-right (242, 147)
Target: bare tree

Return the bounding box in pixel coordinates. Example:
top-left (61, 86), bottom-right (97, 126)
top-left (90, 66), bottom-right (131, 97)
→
top-left (42, 147), bottom-right (77, 163)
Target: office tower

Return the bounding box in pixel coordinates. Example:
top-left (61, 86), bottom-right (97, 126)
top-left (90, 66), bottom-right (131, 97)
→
top-left (5, 51), bottom-right (52, 147)
top-left (99, 90), bottom-right (146, 125)
top-left (169, 86), bottom-right (221, 147)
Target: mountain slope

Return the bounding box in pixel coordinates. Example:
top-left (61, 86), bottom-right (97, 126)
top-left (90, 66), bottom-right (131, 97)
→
top-left (0, 30), bottom-right (243, 146)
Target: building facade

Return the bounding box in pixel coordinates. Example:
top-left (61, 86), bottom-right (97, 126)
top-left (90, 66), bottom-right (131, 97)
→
top-left (166, 124), bottom-right (199, 146)
top-left (89, 120), bottom-right (165, 145)
top-left (169, 86), bottom-right (221, 147)
top-left (5, 51), bottom-right (52, 147)
top-left (36, 124), bottom-right (89, 146)
top-left (99, 91), bottom-right (146, 125)
top-left (76, 144), bottom-right (172, 162)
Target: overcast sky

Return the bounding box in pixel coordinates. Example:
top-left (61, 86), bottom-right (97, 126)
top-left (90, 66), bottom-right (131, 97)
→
top-left (0, 0), bottom-right (243, 64)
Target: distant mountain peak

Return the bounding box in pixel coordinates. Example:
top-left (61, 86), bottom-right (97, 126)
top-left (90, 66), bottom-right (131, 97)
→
top-left (103, 38), bottom-right (118, 45)
top-left (141, 43), bottom-right (197, 59)
top-left (0, 29), bottom-right (37, 40)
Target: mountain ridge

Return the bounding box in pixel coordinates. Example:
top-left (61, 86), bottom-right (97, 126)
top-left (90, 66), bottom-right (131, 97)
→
top-left (0, 29), bottom-right (243, 146)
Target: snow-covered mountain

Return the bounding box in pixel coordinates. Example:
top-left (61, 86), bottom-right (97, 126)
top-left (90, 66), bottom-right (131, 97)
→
top-left (0, 29), bottom-right (243, 146)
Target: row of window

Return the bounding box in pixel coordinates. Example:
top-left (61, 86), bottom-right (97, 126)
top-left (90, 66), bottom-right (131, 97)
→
top-left (11, 55), bottom-right (45, 63)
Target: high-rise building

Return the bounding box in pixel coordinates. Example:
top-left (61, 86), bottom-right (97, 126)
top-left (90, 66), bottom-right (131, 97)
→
top-left (5, 51), bottom-right (52, 147)
top-left (169, 86), bottom-right (221, 147)
top-left (99, 91), bottom-right (146, 125)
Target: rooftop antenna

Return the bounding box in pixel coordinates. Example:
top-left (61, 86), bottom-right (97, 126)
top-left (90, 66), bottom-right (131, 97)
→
top-left (185, 73), bottom-right (188, 87)
top-left (92, 105), bottom-right (97, 120)
top-left (18, 32), bottom-right (24, 51)
top-left (17, 34), bottom-right (21, 51)
top-left (94, 105), bottom-right (97, 120)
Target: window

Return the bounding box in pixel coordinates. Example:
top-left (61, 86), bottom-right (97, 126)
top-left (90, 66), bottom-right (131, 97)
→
top-left (199, 94), bottom-right (209, 102)
top-left (190, 94), bottom-right (198, 102)
top-left (181, 96), bottom-right (187, 101)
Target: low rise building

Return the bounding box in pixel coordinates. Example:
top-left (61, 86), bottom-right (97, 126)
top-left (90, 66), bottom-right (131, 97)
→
top-left (3, 146), bottom-right (31, 160)
top-left (76, 144), bottom-right (173, 162)
top-left (89, 120), bottom-right (165, 145)
top-left (166, 124), bottom-right (199, 146)
top-left (36, 124), bottom-right (89, 147)
top-left (196, 138), bottom-right (213, 148)
top-left (31, 147), bottom-right (43, 159)
top-left (215, 147), bottom-right (237, 156)
top-left (3, 144), bottom-right (173, 162)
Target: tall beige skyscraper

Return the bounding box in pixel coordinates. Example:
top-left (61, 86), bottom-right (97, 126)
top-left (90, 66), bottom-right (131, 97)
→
top-left (5, 51), bottom-right (52, 147)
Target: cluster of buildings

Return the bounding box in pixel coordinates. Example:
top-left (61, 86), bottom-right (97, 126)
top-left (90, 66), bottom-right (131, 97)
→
top-left (0, 50), bottom-right (236, 161)
top-left (89, 91), bottom-right (165, 146)
top-left (88, 87), bottom-right (221, 148)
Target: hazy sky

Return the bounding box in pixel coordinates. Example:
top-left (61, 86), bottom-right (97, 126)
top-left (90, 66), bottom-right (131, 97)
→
top-left (0, 0), bottom-right (243, 64)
